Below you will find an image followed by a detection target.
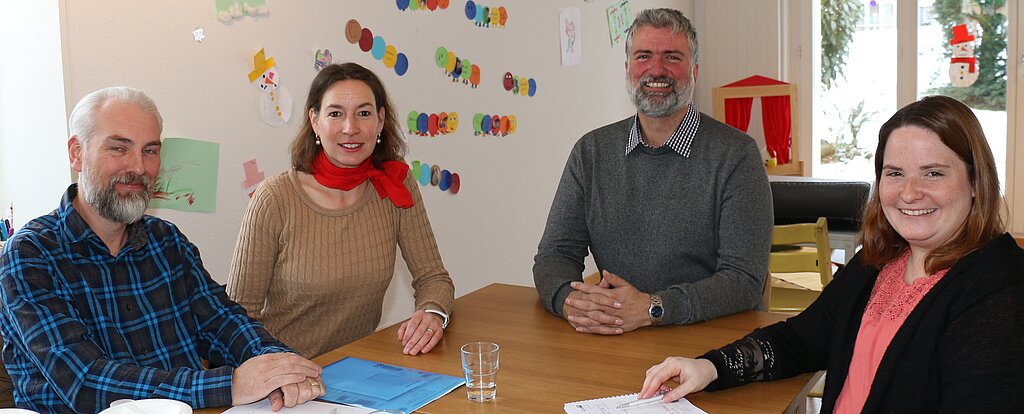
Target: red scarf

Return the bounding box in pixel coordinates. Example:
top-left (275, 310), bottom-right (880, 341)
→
top-left (951, 56), bottom-right (977, 73)
top-left (311, 151), bottom-right (413, 208)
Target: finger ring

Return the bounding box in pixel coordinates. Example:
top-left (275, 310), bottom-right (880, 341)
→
top-left (425, 328), bottom-right (435, 335)
top-left (310, 380), bottom-right (320, 390)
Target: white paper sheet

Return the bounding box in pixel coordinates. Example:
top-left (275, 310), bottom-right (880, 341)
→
top-left (564, 392), bottom-right (707, 414)
top-left (223, 399), bottom-right (373, 414)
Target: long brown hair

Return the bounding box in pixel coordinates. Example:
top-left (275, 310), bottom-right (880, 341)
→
top-left (290, 62), bottom-right (406, 173)
top-left (859, 95), bottom-right (1004, 273)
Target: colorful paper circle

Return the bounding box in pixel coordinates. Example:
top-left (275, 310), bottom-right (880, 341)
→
top-left (359, 28), bottom-right (374, 52)
top-left (448, 112), bottom-right (459, 132)
top-left (419, 164), bottom-right (431, 186)
top-left (469, 65), bottom-right (481, 86)
top-left (438, 112), bottom-right (448, 131)
top-left (435, 47), bottom-right (449, 68)
top-left (439, 170), bottom-right (452, 191)
top-left (427, 0), bottom-right (438, 11)
top-left (407, 111), bottom-right (419, 132)
top-left (465, 1), bottom-right (476, 19)
top-left (346, 20), bottom-right (362, 44)
top-left (498, 7), bottom-right (508, 25)
top-left (481, 115), bottom-right (492, 135)
top-left (460, 59), bottom-right (471, 80)
top-left (438, 0), bottom-right (450, 9)
top-left (396, 0), bottom-right (410, 11)
top-left (427, 113), bottom-right (439, 136)
top-left (417, 113), bottom-right (429, 134)
top-left (528, 78), bottom-right (537, 96)
top-left (410, 160), bottom-right (421, 180)
top-left (450, 173), bottom-right (460, 194)
top-left (503, 72), bottom-right (513, 91)
top-left (430, 165), bottom-right (441, 186)
top-left (370, 36), bottom-right (386, 60)
top-left (394, 53), bottom-right (409, 76)
top-left (499, 116), bottom-right (510, 135)
top-left (473, 113), bottom-right (484, 134)
top-left (383, 45), bottom-right (398, 68)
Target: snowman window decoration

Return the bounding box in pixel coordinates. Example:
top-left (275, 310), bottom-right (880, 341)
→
top-left (949, 24), bottom-right (979, 88)
top-left (248, 48), bottom-right (293, 127)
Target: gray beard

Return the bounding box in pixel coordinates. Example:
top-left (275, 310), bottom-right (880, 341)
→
top-left (79, 167), bottom-right (152, 224)
top-left (627, 74), bottom-right (695, 118)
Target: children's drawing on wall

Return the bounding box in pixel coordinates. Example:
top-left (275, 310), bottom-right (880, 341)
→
top-left (465, 1), bottom-right (508, 28)
top-left (435, 46), bottom-right (480, 88)
top-left (502, 72), bottom-right (538, 97)
top-left (216, 0), bottom-right (268, 22)
top-left (472, 113), bottom-right (517, 137)
top-left (344, 20), bottom-right (410, 76)
top-left (411, 160), bottom-right (461, 194)
top-left (606, 0), bottom-right (632, 46)
top-left (314, 49), bottom-right (332, 72)
top-left (948, 24), bottom-right (979, 88)
top-left (397, 0), bottom-right (451, 12)
top-left (151, 138), bottom-right (220, 213)
top-left (248, 48), bottom-right (293, 127)
top-left (559, 7), bottom-right (581, 66)
top-left (408, 111), bottom-right (459, 137)
top-left (242, 158), bottom-right (265, 198)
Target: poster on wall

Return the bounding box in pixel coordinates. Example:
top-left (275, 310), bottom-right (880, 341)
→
top-left (216, 0), bottom-right (268, 22)
top-left (151, 138), bottom-right (220, 213)
top-left (606, 0), bottom-right (632, 46)
top-left (559, 7), bottom-right (582, 66)
top-left (248, 48), bottom-right (293, 127)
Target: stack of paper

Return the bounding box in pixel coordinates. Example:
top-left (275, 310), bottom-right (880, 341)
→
top-left (564, 393), bottom-right (707, 414)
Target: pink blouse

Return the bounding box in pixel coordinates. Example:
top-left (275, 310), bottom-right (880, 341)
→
top-left (834, 253), bottom-right (949, 413)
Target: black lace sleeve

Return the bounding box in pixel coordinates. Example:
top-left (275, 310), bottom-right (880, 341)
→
top-left (699, 329), bottom-right (776, 391)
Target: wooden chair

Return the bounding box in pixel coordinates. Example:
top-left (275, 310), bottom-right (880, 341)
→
top-left (768, 217), bottom-right (832, 313)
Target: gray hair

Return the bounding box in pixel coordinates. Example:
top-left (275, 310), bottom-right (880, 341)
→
top-left (69, 87), bottom-right (163, 147)
top-left (624, 8), bottom-right (699, 66)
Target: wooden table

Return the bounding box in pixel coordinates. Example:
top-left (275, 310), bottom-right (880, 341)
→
top-left (202, 283), bottom-right (813, 413)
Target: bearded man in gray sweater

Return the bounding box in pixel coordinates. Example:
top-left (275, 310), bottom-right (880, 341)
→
top-left (534, 8), bottom-right (773, 335)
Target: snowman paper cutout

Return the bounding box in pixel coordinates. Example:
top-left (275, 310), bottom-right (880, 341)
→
top-left (949, 24), bottom-right (978, 88)
top-left (248, 49), bottom-right (293, 127)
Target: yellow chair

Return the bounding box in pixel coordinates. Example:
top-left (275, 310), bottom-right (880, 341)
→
top-left (768, 217), bottom-right (833, 313)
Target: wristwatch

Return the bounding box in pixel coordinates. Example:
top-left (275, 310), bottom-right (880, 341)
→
top-left (648, 294), bottom-right (664, 325)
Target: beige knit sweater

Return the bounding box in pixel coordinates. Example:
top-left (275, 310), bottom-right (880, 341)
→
top-left (226, 169), bottom-right (455, 358)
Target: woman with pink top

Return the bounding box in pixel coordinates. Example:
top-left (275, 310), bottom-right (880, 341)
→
top-left (636, 95), bottom-right (1023, 413)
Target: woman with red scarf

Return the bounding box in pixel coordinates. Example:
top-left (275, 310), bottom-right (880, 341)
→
top-left (227, 63), bottom-right (455, 359)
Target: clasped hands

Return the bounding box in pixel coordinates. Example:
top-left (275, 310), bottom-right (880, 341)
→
top-left (231, 352), bottom-right (324, 411)
top-left (562, 270), bottom-right (653, 335)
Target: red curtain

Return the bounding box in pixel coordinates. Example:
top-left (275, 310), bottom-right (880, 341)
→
top-left (724, 97), bottom-right (754, 133)
top-left (761, 96), bottom-right (791, 164)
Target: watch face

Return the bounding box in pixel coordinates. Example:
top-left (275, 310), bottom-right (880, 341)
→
top-left (650, 305), bottom-right (664, 319)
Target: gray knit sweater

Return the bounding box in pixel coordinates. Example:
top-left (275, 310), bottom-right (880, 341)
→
top-left (533, 113), bottom-right (772, 325)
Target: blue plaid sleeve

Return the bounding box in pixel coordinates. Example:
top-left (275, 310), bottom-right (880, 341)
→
top-left (176, 231), bottom-right (293, 365)
top-left (0, 237), bottom-right (235, 411)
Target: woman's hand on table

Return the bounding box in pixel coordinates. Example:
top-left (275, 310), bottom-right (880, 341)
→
top-left (398, 309), bottom-right (444, 355)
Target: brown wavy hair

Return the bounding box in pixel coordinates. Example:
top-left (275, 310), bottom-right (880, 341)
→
top-left (858, 95), bottom-right (1004, 273)
top-left (290, 62), bottom-right (406, 173)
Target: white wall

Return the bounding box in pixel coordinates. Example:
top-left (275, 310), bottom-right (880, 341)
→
top-left (57, 0), bottom-right (696, 327)
top-left (0, 0), bottom-right (71, 228)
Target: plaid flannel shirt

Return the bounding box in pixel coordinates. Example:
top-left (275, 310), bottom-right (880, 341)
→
top-left (0, 185), bottom-right (291, 413)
